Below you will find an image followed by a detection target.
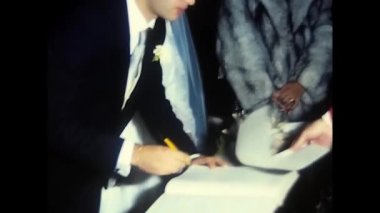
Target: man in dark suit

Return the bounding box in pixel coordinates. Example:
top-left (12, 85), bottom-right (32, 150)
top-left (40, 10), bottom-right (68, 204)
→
top-left (48, 0), bottom-right (226, 212)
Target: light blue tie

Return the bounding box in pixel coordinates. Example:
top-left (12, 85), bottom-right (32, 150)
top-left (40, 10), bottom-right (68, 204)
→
top-left (122, 30), bottom-right (148, 109)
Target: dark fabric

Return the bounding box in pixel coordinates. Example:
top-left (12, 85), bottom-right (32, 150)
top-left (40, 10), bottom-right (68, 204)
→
top-left (48, 1), bottom-right (129, 211)
top-left (186, 0), bottom-right (237, 119)
top-left (276, 153), bottom-right (332, 213)
top-left (48, 0), bottom-right (197, 212)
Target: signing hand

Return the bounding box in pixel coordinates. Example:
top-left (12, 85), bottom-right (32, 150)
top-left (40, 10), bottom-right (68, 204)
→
top-left (131, 144), bottom-right (191, 175)
top-left (290, 119), bottom-right (332, 151)
top-left (272, 82), bottom-right (305, 112)
top-left (191, 155), bottom-right (229, 168)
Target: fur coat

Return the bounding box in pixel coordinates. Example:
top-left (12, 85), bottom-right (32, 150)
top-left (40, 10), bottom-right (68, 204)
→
top-left (216, 0), bottom-right (332, 121)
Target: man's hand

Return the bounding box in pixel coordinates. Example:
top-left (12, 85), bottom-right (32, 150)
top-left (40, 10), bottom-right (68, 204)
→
top-left (272, 82), bottom-right (305, 112)
top-left (191, 155), bottom-right (229, 168)
top-left (131, 145), bottom-right (191, 175)
top-left (290, 119), bottom-right (332, 151)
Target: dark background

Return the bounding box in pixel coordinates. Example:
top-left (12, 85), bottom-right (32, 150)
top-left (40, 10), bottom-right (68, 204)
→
top-left (186, 0), bottom-right (237, 120)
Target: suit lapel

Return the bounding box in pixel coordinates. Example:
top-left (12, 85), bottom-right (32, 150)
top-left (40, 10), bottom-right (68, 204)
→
top-left (142, 18), bottom-right (166, 75)
top-left (118, 18), bottom-right (166, 132)
top-left (128, 17), bottom-right (166, 101)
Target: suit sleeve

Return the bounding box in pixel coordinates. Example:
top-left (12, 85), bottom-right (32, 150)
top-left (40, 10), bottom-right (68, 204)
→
top-left (48, 2), bottom-right (127, 175)
top-left (137, 69), bottom-right (198, 154)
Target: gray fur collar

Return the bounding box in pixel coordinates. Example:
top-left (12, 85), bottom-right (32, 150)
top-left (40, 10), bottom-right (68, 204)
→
top-left (257, 0), bottom-right (314, 33)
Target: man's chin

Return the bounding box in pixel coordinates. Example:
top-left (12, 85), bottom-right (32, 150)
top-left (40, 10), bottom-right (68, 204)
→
top-left (166, 15), bottom-right (179, 21)
top-left (162, 11), bottom-right (182, 21)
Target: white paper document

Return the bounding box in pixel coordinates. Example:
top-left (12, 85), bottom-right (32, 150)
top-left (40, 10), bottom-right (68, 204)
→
top-left (148, 105), bottom-right (331, 212)
top-left (235, 105), bottom-right (330, 171)
top-left (148, 195), bottom-right (278, 213)
top-left (147, 165), bottom-right (299, 213)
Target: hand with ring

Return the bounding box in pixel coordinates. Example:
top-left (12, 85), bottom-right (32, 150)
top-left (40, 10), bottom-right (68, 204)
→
top-left (272, 82), bottom-right (305, 112)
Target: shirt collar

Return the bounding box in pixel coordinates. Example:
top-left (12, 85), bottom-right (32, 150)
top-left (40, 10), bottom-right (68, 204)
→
top-left (127, 0), bottom-right (157, 53)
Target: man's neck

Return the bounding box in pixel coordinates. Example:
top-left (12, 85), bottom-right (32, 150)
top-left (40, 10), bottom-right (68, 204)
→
top-left (135, 0), bottom-right (157, 22)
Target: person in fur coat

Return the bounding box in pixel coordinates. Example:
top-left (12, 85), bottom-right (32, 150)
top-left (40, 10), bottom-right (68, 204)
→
top-left (216, 0), bottom-right (332, 121)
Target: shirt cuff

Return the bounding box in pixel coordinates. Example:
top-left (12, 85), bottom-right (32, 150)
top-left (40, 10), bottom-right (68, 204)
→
top-left (321, 110), bottom-right (332, 127)
top-left (115, 140), bottom-right (135, 177)
top-left (190, 153), bottom-right (201, 160)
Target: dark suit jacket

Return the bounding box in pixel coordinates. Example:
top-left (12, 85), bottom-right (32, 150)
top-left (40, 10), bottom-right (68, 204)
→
top-left (48, 0), bottom-right (197, 212)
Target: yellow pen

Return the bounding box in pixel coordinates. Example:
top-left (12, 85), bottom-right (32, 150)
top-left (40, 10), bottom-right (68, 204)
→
top-left (164, 137), bottom-right (192, 166)
top-left (163, 137), bottom-right (178, 151)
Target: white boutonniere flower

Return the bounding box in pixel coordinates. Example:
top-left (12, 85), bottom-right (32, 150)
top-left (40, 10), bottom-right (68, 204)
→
top-left (152, 45), bottom-right (171, 63)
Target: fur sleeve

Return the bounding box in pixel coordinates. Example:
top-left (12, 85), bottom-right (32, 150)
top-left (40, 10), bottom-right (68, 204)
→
top-left (216, 0), bottom-right (274, 111)
top-left (296, 0), bottom-right (332, 105)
